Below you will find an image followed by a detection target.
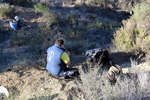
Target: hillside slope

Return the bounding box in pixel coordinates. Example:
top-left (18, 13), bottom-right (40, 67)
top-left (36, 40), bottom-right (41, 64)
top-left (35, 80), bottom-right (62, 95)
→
top-left (0, 5), bottom-right (150, 100)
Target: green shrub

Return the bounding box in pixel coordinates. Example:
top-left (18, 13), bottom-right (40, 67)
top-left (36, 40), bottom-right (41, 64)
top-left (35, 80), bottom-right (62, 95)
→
top-left (0, 3), bottom-right (14, 18)
top-left (34, 3), bottom-right (50, 13)
top-left (112, 27), bottom-right (150, 53)
top-left (132, 2), bottom-right (150, 23)
top-left (112, 2), bottom-right (150, 53)
top-left (112, 27), bottom-right (135, 52)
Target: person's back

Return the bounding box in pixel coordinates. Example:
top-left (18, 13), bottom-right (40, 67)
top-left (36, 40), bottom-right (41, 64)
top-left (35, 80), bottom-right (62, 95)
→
top-left (9, 20), bottom-right (18, 30)
top-left (46, 44), bottom-right (66, 76)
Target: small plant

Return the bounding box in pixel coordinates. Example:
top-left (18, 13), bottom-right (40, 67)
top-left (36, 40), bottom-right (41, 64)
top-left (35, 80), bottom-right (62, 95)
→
top-left (0, 3), bottom-right (14, 18)
top-left (112, 24), bottom-right (150, 53)
top-left (112, 27), bottom-right (134, 52)
top-left (34, 3), bottom-right (50, 13)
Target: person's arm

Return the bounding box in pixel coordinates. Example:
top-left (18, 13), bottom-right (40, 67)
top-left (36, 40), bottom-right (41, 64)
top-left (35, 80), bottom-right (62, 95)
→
top-left (65, 50), bottom-right (70, 56)
top-left (66, 60), bottom-right (70, 66)
top-left (61, 52), bottom-right (70, 66)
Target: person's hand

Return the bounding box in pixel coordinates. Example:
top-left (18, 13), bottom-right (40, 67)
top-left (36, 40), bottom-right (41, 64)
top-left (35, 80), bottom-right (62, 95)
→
top-left (67, 65), bottom-right (70, 68)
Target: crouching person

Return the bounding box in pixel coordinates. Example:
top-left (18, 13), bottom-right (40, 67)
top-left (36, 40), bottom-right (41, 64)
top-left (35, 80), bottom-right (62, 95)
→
top-left (15, 16), bottom-right (24, 28)
top-left (46, 39), bottom-right (79, 79)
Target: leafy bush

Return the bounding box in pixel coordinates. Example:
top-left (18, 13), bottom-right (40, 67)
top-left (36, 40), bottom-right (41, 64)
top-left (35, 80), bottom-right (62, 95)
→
top-left (112, 2), bottom-right (150, 53)
top-left (113, 27), bottom-right (150, 53)
top-left (34, 3), bottom-right (50, 13)
top-left (0, 3), bottom-right (14, 18)
top-left (112, 27), bottom-right (135, 52)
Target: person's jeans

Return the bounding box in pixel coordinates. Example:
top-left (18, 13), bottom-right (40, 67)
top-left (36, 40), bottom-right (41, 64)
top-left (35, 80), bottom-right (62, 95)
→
top-left (59, 68), bottom-right (79, 77)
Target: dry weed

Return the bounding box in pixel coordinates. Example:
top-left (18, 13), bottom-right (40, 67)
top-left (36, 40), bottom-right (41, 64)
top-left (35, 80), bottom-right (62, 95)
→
top-left (70, 59), bottom-right (150, 100)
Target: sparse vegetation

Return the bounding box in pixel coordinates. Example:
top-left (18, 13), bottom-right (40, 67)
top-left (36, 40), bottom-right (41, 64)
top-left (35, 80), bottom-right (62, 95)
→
top-left (34, 3), bottom-right (50, 13)
top-left (112, 2), bottom-right (150, 53)
top-left (10, 30), bottom-right (46, 46)
top-left (68, 60), bottom-right (150, 100)
top-left (0, 3), bottom-right (14, 18)
top-left (88, 19), bottom-right (120, 31)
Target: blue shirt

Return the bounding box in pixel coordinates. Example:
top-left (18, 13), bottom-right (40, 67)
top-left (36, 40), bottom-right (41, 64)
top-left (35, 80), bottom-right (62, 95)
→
top-left (46, 44), bottom-right (66, 75)
top-left (10, 21), bottom-right (18, 30)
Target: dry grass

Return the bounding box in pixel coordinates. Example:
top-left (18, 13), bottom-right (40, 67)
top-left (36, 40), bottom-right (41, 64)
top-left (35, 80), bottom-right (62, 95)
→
top-left (68, 59), bottom-right (150, 100)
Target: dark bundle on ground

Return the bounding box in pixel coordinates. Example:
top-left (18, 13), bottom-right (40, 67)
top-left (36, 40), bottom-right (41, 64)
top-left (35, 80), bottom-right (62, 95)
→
top-left (86, 48), bottom-right (112, 70)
